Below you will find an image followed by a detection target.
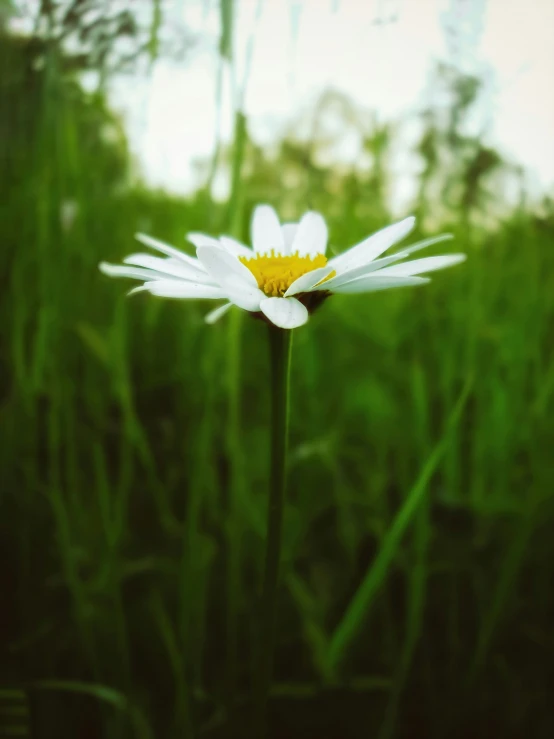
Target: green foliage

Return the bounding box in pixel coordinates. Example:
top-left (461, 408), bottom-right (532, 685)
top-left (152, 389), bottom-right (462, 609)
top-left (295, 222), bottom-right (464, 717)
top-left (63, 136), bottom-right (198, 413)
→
top-left (2, 15), bottom-right (554, 739)
top-left (219, 0), bottom-right (234, 61)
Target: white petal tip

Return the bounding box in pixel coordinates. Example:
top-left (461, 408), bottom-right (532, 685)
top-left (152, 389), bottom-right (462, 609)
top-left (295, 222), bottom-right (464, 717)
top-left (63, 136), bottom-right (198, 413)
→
top-left (186, 232), bottom-right (220, 248)
top-left (291, 211), bottom-right (329, 256)
top-left (251, 204), bottom-right (284, 253)
top-left (204, 302), bottom-right (232, 324)
top-left (259, 297), bottom-right (309, 329)
top-left (127, 285), bottom-right (148, 296)
top-left (99, 262), bottom-right (118, 276)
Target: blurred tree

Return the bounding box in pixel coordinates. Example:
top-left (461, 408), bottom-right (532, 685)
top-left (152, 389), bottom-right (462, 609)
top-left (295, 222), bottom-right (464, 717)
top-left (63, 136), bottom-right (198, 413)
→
top-left (0, 28), bottom-right (129, 216)
top-left (415, 62), bottom-right (515, 226)
top-left (6, 0), bottom-right (194, 80)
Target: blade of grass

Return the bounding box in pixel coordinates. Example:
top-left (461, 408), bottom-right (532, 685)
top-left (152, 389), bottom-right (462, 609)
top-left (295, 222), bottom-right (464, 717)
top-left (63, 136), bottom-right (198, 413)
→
top-left (30, 681), bottom-right (154, 739)
top-left (326, 376), bottom-right (473, 675)
top-left (222, 44), bottom-right (250, 707)
top-left (150, 593), bottom-right (194, 738)
top-left (179, 335), bottom-right (220, 689)
top-left (0, 688), bottom-right (30, 739)
top-left (467, 506), bottom-right (536, 681)
top-left (224, 307), bottom-right (244, 704)
top-left (378, 362), bottom-right (433, 739)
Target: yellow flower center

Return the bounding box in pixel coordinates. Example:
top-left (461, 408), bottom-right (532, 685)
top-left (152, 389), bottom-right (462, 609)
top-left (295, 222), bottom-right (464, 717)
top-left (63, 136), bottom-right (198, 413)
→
top-left (239, 250), bottom-right (333, 297)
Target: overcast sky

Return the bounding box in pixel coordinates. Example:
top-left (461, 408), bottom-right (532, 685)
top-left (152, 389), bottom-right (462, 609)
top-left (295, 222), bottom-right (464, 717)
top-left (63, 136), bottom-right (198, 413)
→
top-left (106, 0), bottom-right (554, 200)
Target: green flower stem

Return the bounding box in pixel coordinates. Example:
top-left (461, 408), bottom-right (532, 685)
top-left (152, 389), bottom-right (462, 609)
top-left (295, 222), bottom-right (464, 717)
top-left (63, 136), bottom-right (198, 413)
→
top-left (254, 325), bottom-right (293, 736)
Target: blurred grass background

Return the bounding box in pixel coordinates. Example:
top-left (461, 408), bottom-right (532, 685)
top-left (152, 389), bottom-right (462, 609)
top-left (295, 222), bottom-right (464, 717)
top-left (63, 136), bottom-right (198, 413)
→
top-left (1, 1), bottom-right (554, 737)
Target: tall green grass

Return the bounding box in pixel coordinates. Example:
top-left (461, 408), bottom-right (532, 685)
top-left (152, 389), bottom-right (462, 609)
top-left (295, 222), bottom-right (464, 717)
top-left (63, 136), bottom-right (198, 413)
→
top-left (2, 13), bottom-right (554, 739)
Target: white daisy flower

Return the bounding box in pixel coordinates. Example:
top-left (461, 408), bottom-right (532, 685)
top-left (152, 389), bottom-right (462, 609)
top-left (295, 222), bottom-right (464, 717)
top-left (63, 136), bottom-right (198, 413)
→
top-left (100, 205), bottom-right (465, 330)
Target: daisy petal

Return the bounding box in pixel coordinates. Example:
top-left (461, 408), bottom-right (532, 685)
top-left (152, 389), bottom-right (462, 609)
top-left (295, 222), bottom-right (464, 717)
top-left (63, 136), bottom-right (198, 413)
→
top-left (135, 232), bottom-right (203, 270)
top-left (131, 280), bottom-right (225, 299)
top-left (330, 275), bottom-right (430, 294)
top-left (196, 246), bottom-right (259, 289)
top-left (281, 223), bottom-right (298, 254)
top-left (400, 233), bottom-right (454, 257)
top-left (321, 253), bottom-right (410, 290)
top-left (100, 262), bottom-right (175, 282)
top-left (186, 232), bottom-right (220, 248)
top-left (328, 216), bottom-right (415, 271)
top-left (196, 246), bottom-right (265, 311)
top-left (123, 253), bottom-right (210, 281)
top-left (376, 254), bottom-right (466, 277)
top-left (259, 297), bottom-right (309, 329)
top-left (284, 266), bottom-right (335, 297)
top-left (290, 211), bottom-right (328, 257)
top-left (219, 236), bottom-right (253, 258)
top-left (251, 205), bottom-right (284, 254)
top-left (205, 302), bottom-right (233, 324)
top-left (224, 284), bottom-right (265, 311)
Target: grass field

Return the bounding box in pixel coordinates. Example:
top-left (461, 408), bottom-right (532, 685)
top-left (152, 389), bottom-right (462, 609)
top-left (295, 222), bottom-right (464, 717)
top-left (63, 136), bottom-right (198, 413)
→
top-left (1, 8), bottom-right (554, 738)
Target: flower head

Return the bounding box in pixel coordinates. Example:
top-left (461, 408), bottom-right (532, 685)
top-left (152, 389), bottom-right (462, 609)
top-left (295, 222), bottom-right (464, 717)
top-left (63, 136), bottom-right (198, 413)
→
top-left (100, 205), bottom-right (465, 329)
